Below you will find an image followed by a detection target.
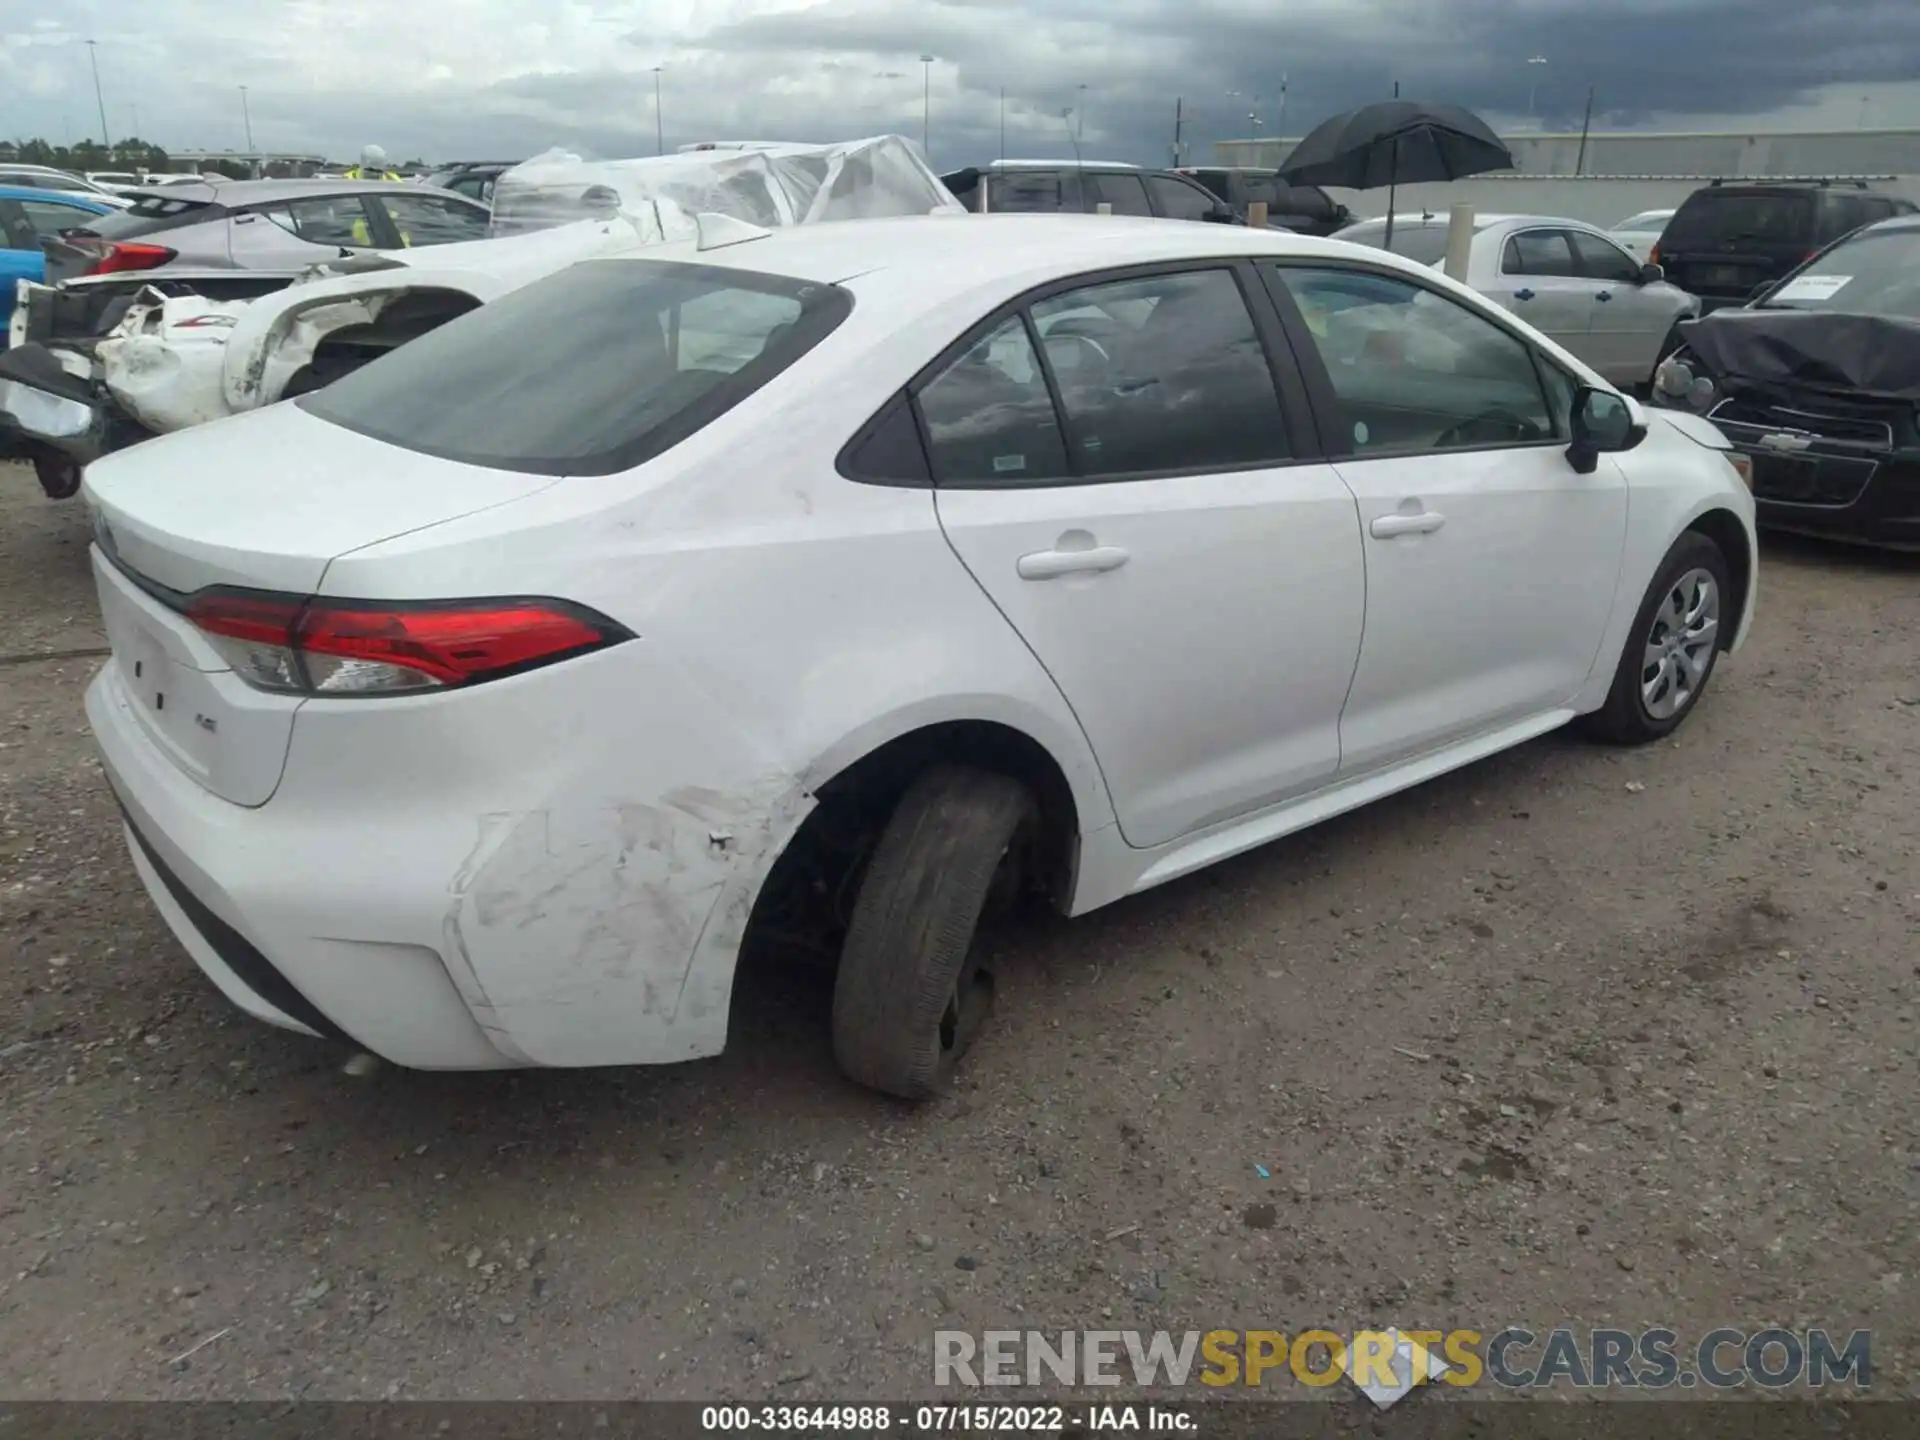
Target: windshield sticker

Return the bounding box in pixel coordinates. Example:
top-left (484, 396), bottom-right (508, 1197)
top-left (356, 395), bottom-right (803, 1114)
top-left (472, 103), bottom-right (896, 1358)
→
top-left (1771, 274), bottom-right (1852, 302)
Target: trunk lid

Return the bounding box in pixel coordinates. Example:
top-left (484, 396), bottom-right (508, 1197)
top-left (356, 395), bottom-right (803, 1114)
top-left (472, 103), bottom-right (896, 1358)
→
top-left (84, 401), bottom-right (559, 806)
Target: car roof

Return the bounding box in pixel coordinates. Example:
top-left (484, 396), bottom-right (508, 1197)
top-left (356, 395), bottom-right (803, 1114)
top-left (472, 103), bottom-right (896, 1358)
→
top-left (1344, 212), bottom-right (1607, 232)
top-left (0, 184), bottom-right (115, 208)
top-left (628, 212), bottom-right (1421, 296)
top-left (115, 177), bottom-right (475, 205)
top-left (988, 159), bottom-right (1143, 171)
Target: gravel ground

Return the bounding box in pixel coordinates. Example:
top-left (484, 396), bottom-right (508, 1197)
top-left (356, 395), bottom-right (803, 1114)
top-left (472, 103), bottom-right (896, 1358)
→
top-left (2, 460), bottom-right (1918, 1403)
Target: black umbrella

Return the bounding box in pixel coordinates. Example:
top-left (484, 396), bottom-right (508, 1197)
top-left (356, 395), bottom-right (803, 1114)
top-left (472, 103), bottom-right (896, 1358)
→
top-left (1278, 99), bottom-right (1512, 247)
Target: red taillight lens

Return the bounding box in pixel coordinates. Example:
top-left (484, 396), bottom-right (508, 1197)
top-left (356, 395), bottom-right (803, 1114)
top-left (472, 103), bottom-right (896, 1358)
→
top-left (299, 602), bottom-right (612, 687)
top-left (84, 240), bottom-right (178, 275)
top-left (186, 591), bottom-right (628, 696)
top-left (1646, 244), bottom-right (1660, 267)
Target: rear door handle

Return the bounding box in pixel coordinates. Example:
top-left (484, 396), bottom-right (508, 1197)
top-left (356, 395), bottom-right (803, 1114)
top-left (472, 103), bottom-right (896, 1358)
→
top-left (1596, 290), bottom-right (1613, 302)
top-left (1370, 512), bottom-right (1446, 539)
top-left (1016, 545), bottom-right (1131, 580)
top-left (1513, 288), bottom-right (1535, 301)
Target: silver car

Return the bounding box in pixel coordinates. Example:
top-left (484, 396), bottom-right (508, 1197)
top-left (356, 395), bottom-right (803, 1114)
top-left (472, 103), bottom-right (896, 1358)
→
top-left (38, 177), bottom-right (492, 286)
top-left (1335, 212), bottom-right (1700, 390)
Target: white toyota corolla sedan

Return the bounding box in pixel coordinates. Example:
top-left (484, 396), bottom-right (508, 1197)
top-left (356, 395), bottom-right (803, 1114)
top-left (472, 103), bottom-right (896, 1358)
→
top-left (81, 213), bottom-right (1758, 1099)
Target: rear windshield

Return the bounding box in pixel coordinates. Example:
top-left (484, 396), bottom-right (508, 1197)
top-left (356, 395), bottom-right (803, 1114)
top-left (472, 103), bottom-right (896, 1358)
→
top-left (1335, 221), bottom-right (1455, 267)
top-left (1664, 191), bottom-right (1813, 249)
top-left (71, 195), bottom-right (217, 239)
top-left (988, 172), bottom-right (1071, 213)
top-left (301, 258), bottom-right (852, 477)
top-left (1759, 226), bottom-right (1920, 318)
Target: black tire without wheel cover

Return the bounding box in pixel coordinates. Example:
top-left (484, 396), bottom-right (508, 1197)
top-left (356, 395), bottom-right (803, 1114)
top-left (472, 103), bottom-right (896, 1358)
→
top-left (831, 764), bottom-right (1037, 1099)
top-left (1582, 530), bottom-right (1730, 744)
top-left (33, 454), bottom-right (81, 500)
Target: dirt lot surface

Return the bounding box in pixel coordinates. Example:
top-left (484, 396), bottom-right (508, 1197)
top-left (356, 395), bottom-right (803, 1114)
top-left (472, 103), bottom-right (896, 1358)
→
top-left (2, 460), bottom-right (1918, 1404)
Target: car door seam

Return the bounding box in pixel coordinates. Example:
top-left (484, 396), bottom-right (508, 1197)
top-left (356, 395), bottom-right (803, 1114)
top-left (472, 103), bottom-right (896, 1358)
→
top-left (928, 489), bottom-right (1128, 843)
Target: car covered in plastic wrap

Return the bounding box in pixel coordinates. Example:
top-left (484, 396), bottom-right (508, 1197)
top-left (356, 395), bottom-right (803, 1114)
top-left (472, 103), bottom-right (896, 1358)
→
top-left (0, 136), bottom-right (963, 499)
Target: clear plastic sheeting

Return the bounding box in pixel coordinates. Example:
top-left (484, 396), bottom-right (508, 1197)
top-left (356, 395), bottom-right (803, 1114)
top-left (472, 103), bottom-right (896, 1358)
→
top-left (487, 135), bottom-right (964, 239)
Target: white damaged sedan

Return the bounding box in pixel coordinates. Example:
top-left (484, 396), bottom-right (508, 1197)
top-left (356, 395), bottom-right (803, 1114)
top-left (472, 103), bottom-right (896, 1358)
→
top-left (83, 214), bottom-right (1757, 1097)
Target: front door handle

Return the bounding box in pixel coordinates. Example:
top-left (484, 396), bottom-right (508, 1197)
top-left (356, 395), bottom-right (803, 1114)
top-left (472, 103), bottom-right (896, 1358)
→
top-left (1016, 545), bottom-right (1131, 580)
top-left (1596, 290), bottom-right (1613, 302)
top-left (1370, 511), bottom-right (1446, 539)
top-left (1513, 288), bottom-right (1535, 301)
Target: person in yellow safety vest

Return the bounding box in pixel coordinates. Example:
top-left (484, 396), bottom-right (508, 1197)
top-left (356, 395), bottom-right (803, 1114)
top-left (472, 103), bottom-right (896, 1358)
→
top-left (342, 144), bottom-right (409, 246)
top-left (342, 144), bottom-right (402, 182)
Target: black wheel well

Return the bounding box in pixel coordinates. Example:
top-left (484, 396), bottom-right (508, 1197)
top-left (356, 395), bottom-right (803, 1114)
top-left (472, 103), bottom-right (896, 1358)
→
top-left (1686, 509), bottom-right (1751, 650)
top-left (739, 721), bottom-right (1083, 971)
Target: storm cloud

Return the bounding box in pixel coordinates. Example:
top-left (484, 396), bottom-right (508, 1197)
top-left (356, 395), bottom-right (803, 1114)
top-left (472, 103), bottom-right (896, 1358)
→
top-left (1, 0), bottom-right (1916, 168)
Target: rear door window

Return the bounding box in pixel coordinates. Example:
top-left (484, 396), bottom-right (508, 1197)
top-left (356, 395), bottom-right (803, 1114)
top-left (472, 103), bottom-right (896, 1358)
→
top-left (300, 259), bottom-right (850, 476)
top-left (1029, 268), bottom-right (1290, 476)
top-left (259, 195), bottom-right (381, 248)
top-left (1084, 172), bottom-right (1152, 217)
top-left (59, 195), bottom-right (216, 239)
top-left (1145, 174), bottom-right (1216, 222)
top-left (1665, 191), bottom-right (1814, 249)
top-left (987, 170), bottom-right (1080, 213)
top-left (1502, 230), bottom-right (1581, 277)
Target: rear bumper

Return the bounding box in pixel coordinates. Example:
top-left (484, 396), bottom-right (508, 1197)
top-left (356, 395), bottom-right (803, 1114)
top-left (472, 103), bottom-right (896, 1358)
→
top-left (85, 632), bottom-right (808, 1071)
top-left (90, 663), bottom-right (518, 1068)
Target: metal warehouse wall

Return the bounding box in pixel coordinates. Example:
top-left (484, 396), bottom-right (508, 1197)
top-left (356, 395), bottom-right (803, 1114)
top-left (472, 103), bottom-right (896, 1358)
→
top-left (1317, 173), bottom-right (1920, 229)
top-left (1212, 128), bottom-right (1920, 230)
top-left (1215, 127), bottom-right (1920, 175)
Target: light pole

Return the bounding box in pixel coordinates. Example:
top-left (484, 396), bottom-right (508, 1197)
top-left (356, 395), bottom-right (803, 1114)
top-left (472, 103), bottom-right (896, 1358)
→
top-left (651, 67), bottom-right (664, 154)
top-left (85, 40), bottom-right (110, 147)
top-left (998, 86), bottom-right (1006, 160)
top-left (1075, 83), bottom-right (1088, 141)
top-left (919, 54), bottom-right (934, 156)
top-left (239, 85), bottom-right (254, 151)
top-left (1527, 55), bottom-right (1548, 119)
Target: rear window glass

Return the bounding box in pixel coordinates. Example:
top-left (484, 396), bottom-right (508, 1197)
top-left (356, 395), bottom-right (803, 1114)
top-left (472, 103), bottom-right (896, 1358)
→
top-left (1665, 191), bottom-right (1813, 248)
top-left (74, 196), bottom-right (216, 239)
top-left (300, 258), bottom-right (852, 477)
top-left (1335, 221), bottom-right (1454, 266)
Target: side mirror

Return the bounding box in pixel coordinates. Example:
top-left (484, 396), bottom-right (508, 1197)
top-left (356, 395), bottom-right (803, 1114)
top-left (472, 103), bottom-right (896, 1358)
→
top-left (1202, 203), bottom-right (1240, 224)
top-left (1567, 385), bottom-right (1646, 474)
top-left (1747, 280), bottom-right (1773, 304)
top-left (1639, 262), bottom-right (1665, 284)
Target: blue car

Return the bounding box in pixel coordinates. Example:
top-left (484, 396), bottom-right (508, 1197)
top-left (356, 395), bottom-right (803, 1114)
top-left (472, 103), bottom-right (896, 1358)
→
top-left (0, 184), bottom-right (117, 340)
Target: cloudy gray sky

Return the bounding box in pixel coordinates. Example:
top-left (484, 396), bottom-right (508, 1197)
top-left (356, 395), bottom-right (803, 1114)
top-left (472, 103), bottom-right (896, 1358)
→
top-left (3, 0), bottom-right (1919, 168)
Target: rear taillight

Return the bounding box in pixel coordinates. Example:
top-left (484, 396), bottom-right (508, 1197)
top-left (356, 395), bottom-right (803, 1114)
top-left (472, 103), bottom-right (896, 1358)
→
top-left (1647, 244), bottom-right (1660, 267)
top-left (80, 240), bottom-right (177, 276)
top-left (186, 590), bottom-right (630, 697)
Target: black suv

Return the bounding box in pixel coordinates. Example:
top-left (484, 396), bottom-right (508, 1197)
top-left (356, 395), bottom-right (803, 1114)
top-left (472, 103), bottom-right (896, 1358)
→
top-left (1654, 179), bottom-right (1917, 313)
top-left (1176, 166), bottom-right (1353, 236)
top-left (939, 162), bottom-right (1243, 225)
